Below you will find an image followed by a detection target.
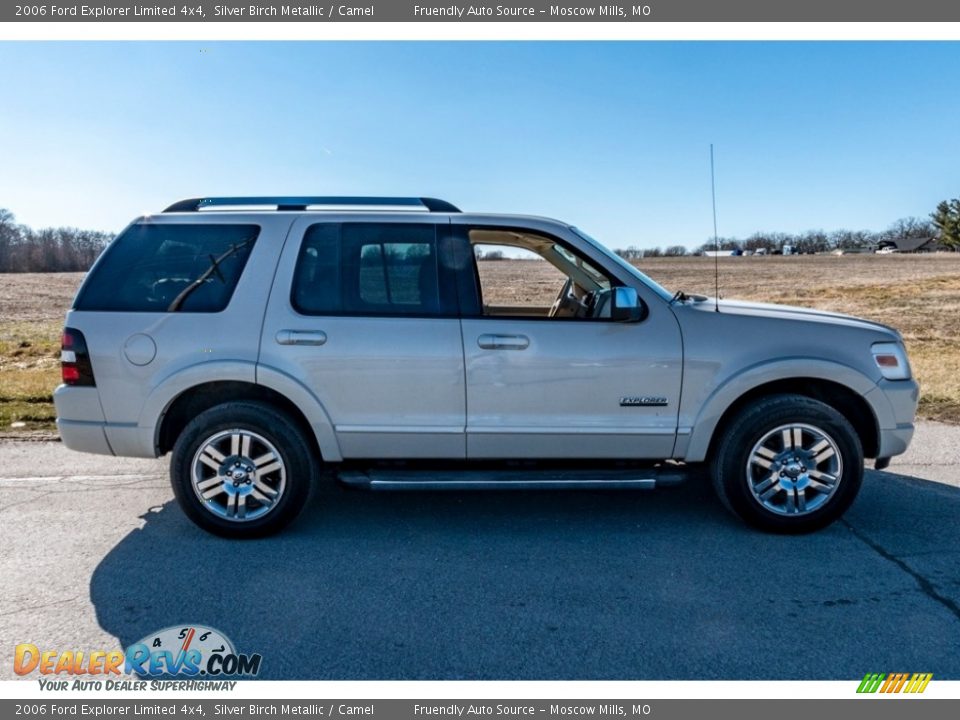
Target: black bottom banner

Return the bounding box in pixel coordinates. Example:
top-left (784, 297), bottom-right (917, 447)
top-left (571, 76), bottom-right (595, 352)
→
top-left (2, 699), bottom-right (957, 720)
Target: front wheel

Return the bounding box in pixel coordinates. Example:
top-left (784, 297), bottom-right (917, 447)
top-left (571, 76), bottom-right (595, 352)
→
top-left (170, 401), bottom-right (316, 538)
top-left (711, 394), bottom-right (863, 533)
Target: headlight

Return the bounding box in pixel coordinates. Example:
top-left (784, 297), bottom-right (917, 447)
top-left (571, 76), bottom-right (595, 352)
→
top-left (871, 342), bottom-right (911, 380)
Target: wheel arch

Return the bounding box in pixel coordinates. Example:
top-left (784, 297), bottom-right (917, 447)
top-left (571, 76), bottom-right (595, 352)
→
top-left (684, 362), bottom-right (881, 463)
top-left (152, 369), bottom-right (341, 461)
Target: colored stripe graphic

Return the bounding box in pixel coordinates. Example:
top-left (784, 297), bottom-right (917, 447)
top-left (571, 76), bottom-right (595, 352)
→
top-left (857, 673), bottom-right (886, 693)
top-left (893, 673), bottom-right (909, 693)
top-left (857, 672), bottom-right (931, 693)
top-left (909, 673), bottom-right (933, 693)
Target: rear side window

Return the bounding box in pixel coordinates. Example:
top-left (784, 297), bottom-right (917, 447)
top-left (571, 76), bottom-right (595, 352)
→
top-left (75, 223), bottom-right (259, 312)
top-left (292, 222), bottom-right (454, 316)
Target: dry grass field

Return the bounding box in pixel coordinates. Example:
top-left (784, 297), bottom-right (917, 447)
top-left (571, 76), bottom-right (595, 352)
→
top-left (1, 253), bottom-right (959, 434)
top-left (0, 273), bottom-right (78, 433)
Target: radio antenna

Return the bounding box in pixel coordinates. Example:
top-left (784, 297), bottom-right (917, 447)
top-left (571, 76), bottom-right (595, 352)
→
top-left (710, 143), bottom-right (720, 312)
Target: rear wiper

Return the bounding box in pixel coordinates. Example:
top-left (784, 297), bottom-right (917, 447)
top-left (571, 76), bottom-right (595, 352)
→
top-left (167, 240), bottom-right (251, 312)
top-left (669, 289), bottom-right (689, 305)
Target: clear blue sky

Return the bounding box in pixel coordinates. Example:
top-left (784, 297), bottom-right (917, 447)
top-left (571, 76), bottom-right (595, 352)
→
top-left (1, 41), bottom-right (958, 249)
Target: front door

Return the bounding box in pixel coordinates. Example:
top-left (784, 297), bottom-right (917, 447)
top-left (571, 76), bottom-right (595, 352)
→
top-left (456, 224), bottom-right (683, 459)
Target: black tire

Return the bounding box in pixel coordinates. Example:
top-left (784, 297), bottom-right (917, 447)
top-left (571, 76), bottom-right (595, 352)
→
top-left (170, 401), bottom-right (316, 538)
top-left (710, 394), bottom-right (863, 533)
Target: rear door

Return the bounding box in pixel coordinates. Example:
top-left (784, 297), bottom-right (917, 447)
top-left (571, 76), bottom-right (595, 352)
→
top-left (259, 216), bottom-right (466, 459)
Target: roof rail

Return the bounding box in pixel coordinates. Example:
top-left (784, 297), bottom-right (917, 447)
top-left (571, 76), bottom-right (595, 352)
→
top-left (162, 196), bottom-right (461, 213)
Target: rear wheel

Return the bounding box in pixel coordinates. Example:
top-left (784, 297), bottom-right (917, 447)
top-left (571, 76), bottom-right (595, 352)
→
top-left (711, 394), bottom-right (863, 533)
top-left (170, 401), bottom-right (315, 538)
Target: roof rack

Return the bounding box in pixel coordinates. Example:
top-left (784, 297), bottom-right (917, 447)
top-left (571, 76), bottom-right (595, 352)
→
top-left (163, 196), bottom-right (461, 213)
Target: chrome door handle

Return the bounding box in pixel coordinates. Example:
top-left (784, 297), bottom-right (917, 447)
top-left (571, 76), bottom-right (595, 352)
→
top-left (477, 333), bottom-right (529, 350)
top-left (276, 330), bottom-right (327, 346)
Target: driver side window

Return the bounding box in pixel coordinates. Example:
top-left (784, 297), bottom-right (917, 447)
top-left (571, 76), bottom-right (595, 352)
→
top-left (469, 230), bottom-right (614, 320)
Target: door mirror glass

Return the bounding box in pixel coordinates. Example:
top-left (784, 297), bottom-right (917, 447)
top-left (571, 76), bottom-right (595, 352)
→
top-left (611, 286), bottom-right (644, 322)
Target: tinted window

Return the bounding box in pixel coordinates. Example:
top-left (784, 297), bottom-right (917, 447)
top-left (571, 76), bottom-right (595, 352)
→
top-left (291, 223), bottom-right (340, 314)
top-left (75, 223), bottom-right (259, 312)
top-left (292, 223), bottom-right (452, 316)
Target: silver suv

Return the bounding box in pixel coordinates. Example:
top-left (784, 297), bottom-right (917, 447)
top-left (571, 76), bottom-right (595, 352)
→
top-left (54, 196), bottom-right (919, 537)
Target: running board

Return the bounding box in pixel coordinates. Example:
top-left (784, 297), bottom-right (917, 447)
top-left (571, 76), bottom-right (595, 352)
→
top-left (337, 467), bottom-right (687, 491)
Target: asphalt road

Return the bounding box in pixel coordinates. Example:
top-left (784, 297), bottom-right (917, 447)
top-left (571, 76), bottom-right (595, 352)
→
top-left (1, 422), bottom-right (958, 680)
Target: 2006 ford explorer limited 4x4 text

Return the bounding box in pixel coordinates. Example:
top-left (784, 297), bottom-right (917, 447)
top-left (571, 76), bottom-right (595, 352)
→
top-left (54, 196), bottom-right (918, 537)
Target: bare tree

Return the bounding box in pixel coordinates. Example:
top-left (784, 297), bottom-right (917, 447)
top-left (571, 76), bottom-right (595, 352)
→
top-left (0, 208), bottom-right (113, 272)
top-left (795, 230), bottom-right (830, 254)
top-left (614, 246), bottom-right (645, 260)
top-left (885, 216), bottom-right (935, 242)
top-left (0, 209), bottom-right (17, 272)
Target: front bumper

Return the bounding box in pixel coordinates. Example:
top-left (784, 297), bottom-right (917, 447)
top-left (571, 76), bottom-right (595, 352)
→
top-left (867, 378), bottom-right (920, 459)
top-left (876, 423), bottom-right (915, 460)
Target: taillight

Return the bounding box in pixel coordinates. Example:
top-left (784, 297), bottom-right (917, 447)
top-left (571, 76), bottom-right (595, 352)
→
top-left (61, 328), bottom-right (95, 386)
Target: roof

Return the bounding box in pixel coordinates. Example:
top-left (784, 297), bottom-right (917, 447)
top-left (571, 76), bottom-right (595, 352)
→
top-left (881, 236), bottom-right (942, 252)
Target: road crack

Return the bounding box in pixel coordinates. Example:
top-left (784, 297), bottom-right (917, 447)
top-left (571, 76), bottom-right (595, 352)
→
top-left (842, 518), bottom-right (960, 623)
top-left (0, 490), bottom-right (58, 515)
top-left (0, 595), bottom-right (85, 618)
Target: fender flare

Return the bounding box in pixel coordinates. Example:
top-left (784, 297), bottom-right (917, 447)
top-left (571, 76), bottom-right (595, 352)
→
top-left (682, 358), bottom-right (882, 463)
top-left (141, 360), bottom-right (342, 461)
top-left (255, 365), bottom-right (342, 461)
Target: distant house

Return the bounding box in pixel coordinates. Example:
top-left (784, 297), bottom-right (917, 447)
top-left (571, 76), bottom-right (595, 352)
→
top-left (703, 250), bottom-right (738, 257)
top-left (877, 237), bottom-right (945, 253)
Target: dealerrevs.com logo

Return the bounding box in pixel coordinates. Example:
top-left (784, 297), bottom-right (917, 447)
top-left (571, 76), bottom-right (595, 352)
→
top-left (15, 624), bottom-right (262, 689)
top-left (125, 625), bottom-right (261, 677)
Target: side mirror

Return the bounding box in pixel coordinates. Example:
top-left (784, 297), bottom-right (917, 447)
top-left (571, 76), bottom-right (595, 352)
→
top-left (611, 286), bottom-right (644, 322)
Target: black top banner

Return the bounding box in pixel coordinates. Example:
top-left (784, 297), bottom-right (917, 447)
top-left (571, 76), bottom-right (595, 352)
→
top-left (6, 1), bottom-right (960, 22)
top-left (1, 701), bottom-right (959, 720)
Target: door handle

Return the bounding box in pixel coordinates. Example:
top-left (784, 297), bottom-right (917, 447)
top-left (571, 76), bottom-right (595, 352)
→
top-left (477, 333), bottom-right (529, 350)
top-left (276, 330), bottom-right (327, 346)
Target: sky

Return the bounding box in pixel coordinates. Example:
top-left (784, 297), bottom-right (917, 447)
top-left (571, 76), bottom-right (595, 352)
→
top-left (1, 41), bottom-right (958, 250)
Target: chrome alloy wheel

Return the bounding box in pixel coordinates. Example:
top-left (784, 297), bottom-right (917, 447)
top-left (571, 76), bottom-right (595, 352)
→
top-left (746, 423), bottom-right (843, 516)
top-left (190, 429), bottom-right (286, 522)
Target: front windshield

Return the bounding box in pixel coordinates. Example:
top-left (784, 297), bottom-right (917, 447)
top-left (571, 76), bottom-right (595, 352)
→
top-left (569, 227), bottom-right (674, 302)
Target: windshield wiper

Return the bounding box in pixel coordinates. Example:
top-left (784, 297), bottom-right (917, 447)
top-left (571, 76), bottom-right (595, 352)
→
top-left (669, 289), bottom-right (689, 305)
top-left (167, 240), bottom-right (251, 312)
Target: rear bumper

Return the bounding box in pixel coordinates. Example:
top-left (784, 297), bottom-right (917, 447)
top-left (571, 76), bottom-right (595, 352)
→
top-left (56, 418), bottom-right (114, 456)
top-left (54, 384), bottom-right (157, 458)
top-left (54, 385), bottom-right (111, 456)
top-left (56, 417), bottom-right (158, 458)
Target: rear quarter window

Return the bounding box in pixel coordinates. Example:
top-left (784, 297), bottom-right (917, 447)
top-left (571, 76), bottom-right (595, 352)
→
top-left (74, 223), bottom-right (260, 312)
